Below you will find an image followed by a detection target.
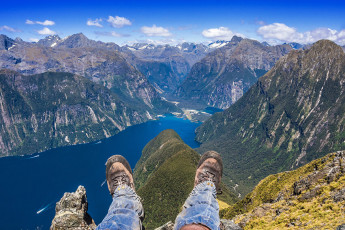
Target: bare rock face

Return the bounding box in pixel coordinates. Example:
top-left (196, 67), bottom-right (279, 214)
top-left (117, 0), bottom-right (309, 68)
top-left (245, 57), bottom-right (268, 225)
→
top-left (50, 186), bottom-right (96, 230)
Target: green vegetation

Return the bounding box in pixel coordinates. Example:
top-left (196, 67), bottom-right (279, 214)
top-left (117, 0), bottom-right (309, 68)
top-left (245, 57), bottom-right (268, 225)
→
top-left (221, 151), bottom-right (345, 229)
top-left (196, 40), bottom-right (345, 195)
top-left (134, 129), bottom-right (238, 229)
top-left (0, 70), bottom-right (148, 156)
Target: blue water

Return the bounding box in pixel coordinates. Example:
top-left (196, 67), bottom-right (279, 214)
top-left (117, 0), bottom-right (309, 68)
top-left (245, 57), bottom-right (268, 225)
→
top-left (0, 116), bottom-right (200, 230)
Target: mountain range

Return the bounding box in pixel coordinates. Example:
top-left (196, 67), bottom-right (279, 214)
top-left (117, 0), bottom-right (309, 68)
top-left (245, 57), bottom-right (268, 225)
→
top-left (0, 33), bottom-right (177, 115)
top-left (175, 36), bottom-right (294, 109)
top-left (196, 40), bottom-right (345, 195)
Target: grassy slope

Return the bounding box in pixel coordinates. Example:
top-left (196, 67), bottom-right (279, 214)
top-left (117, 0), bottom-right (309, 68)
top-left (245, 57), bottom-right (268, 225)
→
top-left (221, 151), bottom-right (345, 229)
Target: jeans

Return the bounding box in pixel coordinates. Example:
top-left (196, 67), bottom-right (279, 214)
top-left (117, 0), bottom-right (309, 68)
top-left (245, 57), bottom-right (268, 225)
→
top-left (97, 181), bottom-right (220, 230)
top-left (96, 184), bottom-right (144, 230)
top-left (174, 181), bottom-right (220, 230)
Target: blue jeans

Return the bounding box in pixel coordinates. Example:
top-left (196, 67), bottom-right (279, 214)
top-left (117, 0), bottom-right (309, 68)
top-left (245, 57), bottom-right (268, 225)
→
top-left (96, 184), bottom-right (144, 230)
top-left (97, 181), bottom-right (220, 230)
top-left (174, 181), bottom-right (220, 230)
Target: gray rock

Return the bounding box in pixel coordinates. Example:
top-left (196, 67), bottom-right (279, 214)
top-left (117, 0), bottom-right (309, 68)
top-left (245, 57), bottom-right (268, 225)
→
top-left (220, 219), bottom-right (242, 230)
top-left (50, 186), bottom-right (96, 230)
top-left (332, 188), bottom-right (345, 202)
top-left (337, 224), bottom-right (345, 230)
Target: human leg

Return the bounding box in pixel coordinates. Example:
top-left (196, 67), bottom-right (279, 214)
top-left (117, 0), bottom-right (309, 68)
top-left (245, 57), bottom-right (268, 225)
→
top-left (96, 155), bottom-right (144, 230)
top-left (174, 151), bottom-right (223, 230)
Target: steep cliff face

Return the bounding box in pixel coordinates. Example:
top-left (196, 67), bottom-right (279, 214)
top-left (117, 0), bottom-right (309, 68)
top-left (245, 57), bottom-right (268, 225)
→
top-left (0, 70), bottom-right (148, 156)
top-left (0, 34), bottom-right (178, 116)
top-left (196, 40), bottom-right (345, 195)
top-left (133, 129), bottom-right (238, 229)
top-left (175, 36), bottom-right (293, 109)
top-left (221, 151), bottom-right (345, 229)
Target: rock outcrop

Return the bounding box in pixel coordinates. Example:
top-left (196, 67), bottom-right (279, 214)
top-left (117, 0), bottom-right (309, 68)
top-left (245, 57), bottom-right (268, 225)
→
top-left (196, 40), bottom-right (345, 195)
top-left (50, 186), bottom-right (96, 230)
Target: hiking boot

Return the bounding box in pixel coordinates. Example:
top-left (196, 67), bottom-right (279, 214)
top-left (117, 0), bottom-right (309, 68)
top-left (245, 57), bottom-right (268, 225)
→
top-left (106, 155), bottom-right (135, 195)
top-left (194, 151), bottom-right (223, 193)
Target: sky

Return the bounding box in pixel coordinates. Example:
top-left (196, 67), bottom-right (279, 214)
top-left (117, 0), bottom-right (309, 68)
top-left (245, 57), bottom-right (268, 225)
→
top-left (1, 0), bottom-right (345, 46)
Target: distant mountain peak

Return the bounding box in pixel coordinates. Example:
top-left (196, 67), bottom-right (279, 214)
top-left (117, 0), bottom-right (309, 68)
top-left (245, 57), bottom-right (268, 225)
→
top-left (231, 35), bottom-right (243, 43)
top-left (37, 35), bottom-right (61, 47)
top-left (0, 34), bottom-right (15, 50)
top-left (57, 32), bottom-right (96, 48)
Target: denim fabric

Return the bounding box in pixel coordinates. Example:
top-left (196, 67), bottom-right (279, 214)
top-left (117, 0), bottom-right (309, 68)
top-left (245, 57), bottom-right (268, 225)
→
top-left (96, 184), bottom-right (143, 230)
top-left (174, 181), bottom-right (220, 230)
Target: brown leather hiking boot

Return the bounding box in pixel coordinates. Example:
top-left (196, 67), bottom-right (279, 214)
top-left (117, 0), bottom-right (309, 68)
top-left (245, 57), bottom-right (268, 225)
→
top-left (106, 155), bottom-right (135, 195)
top-left (194, 151), bottom-right (223, 193)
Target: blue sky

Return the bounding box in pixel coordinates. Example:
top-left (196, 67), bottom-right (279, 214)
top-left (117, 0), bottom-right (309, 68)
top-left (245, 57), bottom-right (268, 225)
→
top-left (1, 0), bottom-right (345, 45)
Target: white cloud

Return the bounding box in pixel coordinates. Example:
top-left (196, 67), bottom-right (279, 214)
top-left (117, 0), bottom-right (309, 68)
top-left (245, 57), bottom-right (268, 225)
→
top-left (257, 23), bottom-right (302, 42)
top-left (87, 18), bottom-right (103, 27)
top-left (30, 38), bottom-right (39, 42)
top-left (0, 25), bottom-right (20, 32)
top-left (26, 19), bottom-right (35, 25)
top-left (141, 25), bottom-right (172, 37)
top-left (257, 23), bottom-right (345, 45)
top-left (37, 20), bottom-right (55, 26)
top-left (202, 27), bottom-right (245, 40)
top-left (26, 19), bottom-right (55, 26)
top-left (107, 16), bottom-right (131, 28)
top-left (37, 27), bottom-right (56, 35)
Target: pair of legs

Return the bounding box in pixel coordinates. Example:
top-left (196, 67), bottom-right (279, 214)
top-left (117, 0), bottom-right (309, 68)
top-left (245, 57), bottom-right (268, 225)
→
top-left (96, 151), bottom-right (223, 230)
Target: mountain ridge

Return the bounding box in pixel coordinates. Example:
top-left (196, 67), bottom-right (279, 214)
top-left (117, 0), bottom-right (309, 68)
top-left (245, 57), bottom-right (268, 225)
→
top-left (174, 37), bottom-right (293, 109)
top-left (0, 70), bottom-right (150, 156)
top-left (195, 39), bottom-right (345, 195)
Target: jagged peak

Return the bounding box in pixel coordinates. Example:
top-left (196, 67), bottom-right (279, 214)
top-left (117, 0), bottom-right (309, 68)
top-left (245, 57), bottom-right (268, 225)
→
top-left (231, 35), bottom-right (243, 43)
top-left (0, 34), bottom-right (15, 50)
